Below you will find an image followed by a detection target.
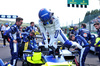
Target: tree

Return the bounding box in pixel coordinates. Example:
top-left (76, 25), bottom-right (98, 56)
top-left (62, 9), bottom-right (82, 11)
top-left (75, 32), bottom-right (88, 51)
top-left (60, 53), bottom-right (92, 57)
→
top-left (83, 9), bottom-right (100, 23)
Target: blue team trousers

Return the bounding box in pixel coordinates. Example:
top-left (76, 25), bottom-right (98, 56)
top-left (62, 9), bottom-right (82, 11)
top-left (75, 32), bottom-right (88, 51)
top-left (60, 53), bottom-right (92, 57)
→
top-left (10, 41), bottom-right (18, 66)
top-left (79, 46), bottom-right (90, 66)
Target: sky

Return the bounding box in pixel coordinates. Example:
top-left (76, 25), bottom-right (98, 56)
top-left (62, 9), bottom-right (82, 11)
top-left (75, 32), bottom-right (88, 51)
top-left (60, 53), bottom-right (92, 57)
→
top-left (0, 0), bottom-right (100, 27)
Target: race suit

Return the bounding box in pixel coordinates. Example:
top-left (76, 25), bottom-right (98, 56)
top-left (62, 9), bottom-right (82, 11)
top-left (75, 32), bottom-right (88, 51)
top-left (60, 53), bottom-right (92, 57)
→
top-left (74, 35), bottom-right (90, 66)
top-left (77, 28), bottom-right (91, 42)
top-left (4, 24), bottom-right (21, 66)
top-left (25, 26), bottom-right (37, 33)
top-left (39, 15), bottom-right (82, 49)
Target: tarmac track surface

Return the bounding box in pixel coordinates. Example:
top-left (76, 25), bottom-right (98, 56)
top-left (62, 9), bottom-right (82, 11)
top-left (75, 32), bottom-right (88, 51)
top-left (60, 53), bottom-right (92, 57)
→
top-left (0, 42), bottom-right (100, 66)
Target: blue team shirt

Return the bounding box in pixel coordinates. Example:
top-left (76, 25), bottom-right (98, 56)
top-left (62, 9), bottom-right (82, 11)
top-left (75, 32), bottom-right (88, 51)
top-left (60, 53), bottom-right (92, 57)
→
top-left (74, 35), bottom-right (89, 47)
top-left (77, 28), bottom-right (91, 41)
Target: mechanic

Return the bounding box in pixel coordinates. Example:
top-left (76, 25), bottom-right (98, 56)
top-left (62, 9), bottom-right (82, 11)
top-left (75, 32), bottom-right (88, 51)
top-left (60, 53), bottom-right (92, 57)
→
top-left (18, 31), bottom-right (37, 58)
top-left (77, 23), bottom-right (91, 43)
top-left (38, 8), bottom-right (82, 57)
top-left (4, 17), bottom-right (23, 66)
top-left (2, 23), bottom-right (10, 47)
top-left (72, 26), bottom-right (78, 36)
top-left (93, 22), bottom-right (100, 62)
top-left (22, 31), bottom-right (37, 50)
top-left (69, 34), bottom-right (90, 66)
top-left (25, 22), bottom-right (38, 33)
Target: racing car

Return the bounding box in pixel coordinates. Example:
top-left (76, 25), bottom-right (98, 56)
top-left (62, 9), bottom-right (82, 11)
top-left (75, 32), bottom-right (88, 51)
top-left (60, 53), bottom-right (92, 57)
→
top-left (22, 42), bottom-right (79, 66)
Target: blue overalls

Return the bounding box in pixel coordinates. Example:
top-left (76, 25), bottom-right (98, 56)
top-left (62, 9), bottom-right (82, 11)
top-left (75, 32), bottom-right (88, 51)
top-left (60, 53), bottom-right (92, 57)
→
top-left (25, 26), bottom-right (35, 33)
top-left (75, 35), bottom-right (90, 66)
top-left (4, 24), bottom-right (21, 66)
top-left (77, 28), bottom-right (91, 42)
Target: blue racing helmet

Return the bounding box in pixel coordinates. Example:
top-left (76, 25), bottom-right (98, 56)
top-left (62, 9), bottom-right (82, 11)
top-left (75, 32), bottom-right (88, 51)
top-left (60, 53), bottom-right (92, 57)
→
top-left (38, 8), bottom-right (51, 22)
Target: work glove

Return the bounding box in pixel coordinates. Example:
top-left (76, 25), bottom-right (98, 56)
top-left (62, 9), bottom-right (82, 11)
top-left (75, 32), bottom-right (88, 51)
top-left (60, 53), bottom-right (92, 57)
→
top-left (52, 41), bottom-right (57, 49)
top-left (71, 41), bottom-right (82, 50)
top-left (49, 38), bottom-right (57, 49)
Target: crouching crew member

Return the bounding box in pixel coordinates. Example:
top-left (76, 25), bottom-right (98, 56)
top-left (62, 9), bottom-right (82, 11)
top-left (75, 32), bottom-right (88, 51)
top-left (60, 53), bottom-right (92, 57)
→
top-left (69, 34), bottom-right (90, 66)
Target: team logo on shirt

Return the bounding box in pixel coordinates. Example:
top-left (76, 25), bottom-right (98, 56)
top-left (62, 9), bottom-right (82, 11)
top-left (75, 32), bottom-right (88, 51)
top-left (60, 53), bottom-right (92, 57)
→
top-left (83, 33), bottom-right (87, 37)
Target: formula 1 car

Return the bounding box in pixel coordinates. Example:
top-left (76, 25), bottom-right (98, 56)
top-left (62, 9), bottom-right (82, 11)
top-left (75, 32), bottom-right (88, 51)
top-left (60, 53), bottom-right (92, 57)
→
top-left (22, 42), bottom-right (79, 66)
